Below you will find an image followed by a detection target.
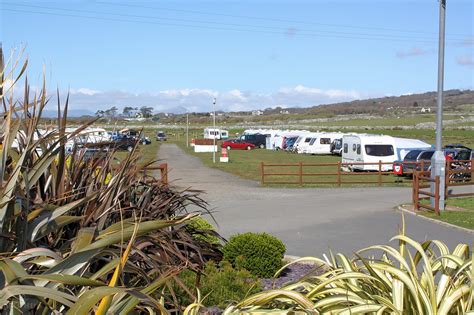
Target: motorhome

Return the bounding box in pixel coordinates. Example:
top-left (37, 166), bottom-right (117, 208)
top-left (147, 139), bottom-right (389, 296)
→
top-left (305, 133), bottom-right (345, 155)
top-left (342, 134), bottom-right (432, 171)
top-left (204, 128), bottom-right (229, 140)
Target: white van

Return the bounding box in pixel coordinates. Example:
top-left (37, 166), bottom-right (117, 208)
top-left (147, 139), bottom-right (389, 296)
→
top-left (204, 128), bottom-right (229, 140)
top-left (306, 132), bottom-right (345, 155)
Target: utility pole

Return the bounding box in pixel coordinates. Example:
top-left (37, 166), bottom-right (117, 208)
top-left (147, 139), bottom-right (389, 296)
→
top-left (186, 112), bottom-right (189, 147)
top-left (431, 0), bottom-right (446, 210)
top-left (212, 98), bottom-right (216, 163)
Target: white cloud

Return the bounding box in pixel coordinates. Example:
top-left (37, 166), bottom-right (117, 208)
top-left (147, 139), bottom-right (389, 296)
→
top-left (456, 54), bottom-right (474, 67)
top-left (396, 47), bottom-right (429, 58)
top-left (44, 85), bottom-right (376, 114)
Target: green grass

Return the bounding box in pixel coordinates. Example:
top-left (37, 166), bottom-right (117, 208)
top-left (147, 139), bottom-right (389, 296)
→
top-left (308, 114), bottom-right (465, 127)
top-left (419, 197), bottom-right (474, 230)
top-left (172, 139), bottom-right (411, 187)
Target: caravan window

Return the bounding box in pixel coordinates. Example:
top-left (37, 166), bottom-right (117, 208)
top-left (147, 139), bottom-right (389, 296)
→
top-left (309, 138), bottom-right (317, 145)
top-left (365, 145), bottom-right (394, 157)
top-left (320, 138), bottom-right (331, 144)
top-left (356, 144), bottom-right (361, 154)
top-left (304, 137), bottom-right (312, 143)
top-left (344, 143), bottom-right (348, 153)
top-left (353, 144), bottom-right (356, 151)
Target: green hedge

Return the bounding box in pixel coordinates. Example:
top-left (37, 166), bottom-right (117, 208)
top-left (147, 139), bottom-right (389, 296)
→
top-left (186, 217), bottom-right (220, 245)
top-left (222, 232), bottom-right (286, 278)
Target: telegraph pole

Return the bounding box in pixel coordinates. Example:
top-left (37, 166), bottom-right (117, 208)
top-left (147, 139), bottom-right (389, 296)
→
top-left (212, 98), bottom-right (216, 163)
top-left (431, 0), bottom-right (446, 210)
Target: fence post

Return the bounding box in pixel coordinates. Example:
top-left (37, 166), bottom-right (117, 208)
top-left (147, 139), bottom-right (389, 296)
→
top-left (413, 172), bottom-right (419, 211)
top-left (160, 163), bottom-right (168, 185)
top-left (299, 162), bottom-right (303, 186)
top-left (445, 160), bottom-right (450, 200)
top-left (260, 162), bottom-right (265, 185)
top-left (378, 160), bottom-right (382, 186)
top-left (471, 158), bottom-right (474, 183)
top-left (435, 176), bottom-right (440, 215)
top-left (337, 161), bottom-right (341, 187)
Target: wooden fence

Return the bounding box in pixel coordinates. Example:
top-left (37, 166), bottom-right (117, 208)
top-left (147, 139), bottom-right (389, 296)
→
top-left (412, 161), bottom-right (473, 215)
top-left (260, 161), bottom-right (407, 186)
top-left (142, 163), bottom-right (169, 185)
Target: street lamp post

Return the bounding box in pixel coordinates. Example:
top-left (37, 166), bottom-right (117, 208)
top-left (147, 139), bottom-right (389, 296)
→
top-left (212, 98), bottom-right (216, 163)
top-left (186, 112), bottom-right (189, 148)
top-left (431, 0), bottom-right (446, 210)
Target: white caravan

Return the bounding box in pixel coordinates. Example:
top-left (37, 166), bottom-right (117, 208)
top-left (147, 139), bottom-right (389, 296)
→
top-left (296, 133), bottom-right (321, 154)
top-left (204, 128), bottom-right (229, 140)
top-left (272, 130), bottom-right (309, 150)
top-left (305, 132), bottom-right (345, 155)
top-left (342, 134), bottom-right (432, 171)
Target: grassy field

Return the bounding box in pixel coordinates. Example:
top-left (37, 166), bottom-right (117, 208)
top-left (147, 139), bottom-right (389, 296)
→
top-left (420, 197), bottom-right (474, 230)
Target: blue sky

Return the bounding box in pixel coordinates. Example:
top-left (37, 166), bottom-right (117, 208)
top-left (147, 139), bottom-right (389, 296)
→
top-left (1, 0), bottom-right (473, 113)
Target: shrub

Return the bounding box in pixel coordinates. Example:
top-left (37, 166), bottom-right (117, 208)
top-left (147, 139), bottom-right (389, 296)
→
top-left (187, 217), bottom-right (221, 245)
top-left (222, 232), bottom-right (286, 278)
top-left (175, 261), bottom-right (262, 308)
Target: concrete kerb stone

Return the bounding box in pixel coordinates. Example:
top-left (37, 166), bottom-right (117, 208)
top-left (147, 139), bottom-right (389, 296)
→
top-left (397, 205), bottom-right (474, 235)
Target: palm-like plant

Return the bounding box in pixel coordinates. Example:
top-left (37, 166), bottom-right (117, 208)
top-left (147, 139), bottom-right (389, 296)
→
top-left (223, 220), bottom-right (473, 314)
top-left (0, 48), bottom-right (222, 313)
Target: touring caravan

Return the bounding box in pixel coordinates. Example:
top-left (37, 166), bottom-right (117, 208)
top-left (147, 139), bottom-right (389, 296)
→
top-left (305, 133), bottom-right (345, 155)
top-left (296, 133), bottom-right (321, 154)
top-left (342, 134), bottom-right (432, 171)
top-left (204, 128), bottom-right (229, 140)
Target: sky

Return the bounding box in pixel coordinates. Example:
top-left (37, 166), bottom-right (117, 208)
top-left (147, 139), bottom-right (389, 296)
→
top-left (1, 0), bottom-right (473, 114)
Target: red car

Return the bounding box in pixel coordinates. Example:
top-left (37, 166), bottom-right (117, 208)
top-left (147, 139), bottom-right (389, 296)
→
top-left (221, 139), bottom-right (256, 150)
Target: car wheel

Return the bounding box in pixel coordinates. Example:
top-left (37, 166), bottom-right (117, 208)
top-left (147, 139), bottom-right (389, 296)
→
top-left (247, 146), bottom-right (252, 150)
top-left (259, 144), bottom-right (265, 149)
top-left (127, 146), bottom-right (133, 152)
top-left (226, 146), bottom-right (231, 150)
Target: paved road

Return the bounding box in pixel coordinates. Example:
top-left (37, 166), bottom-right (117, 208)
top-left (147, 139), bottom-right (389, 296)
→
top-left (158, 144), bottom-right (473, 257)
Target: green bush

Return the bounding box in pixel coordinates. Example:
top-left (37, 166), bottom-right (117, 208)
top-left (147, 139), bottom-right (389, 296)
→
top-left (222, 232), bottom-right (286, 278)
top-left (176, 261), bottom-right (261, 308)
top-left (187, 217), bottom-right (221, 245)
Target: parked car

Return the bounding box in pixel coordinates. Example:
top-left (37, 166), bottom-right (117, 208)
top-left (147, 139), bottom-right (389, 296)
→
top-left (221, 139), bottom-right (255, 150)
top-left (140, 135), bottom-right (151, 145)
top-left (330, 138), bottom-right (343, 156)
top-left (393, 148), bottom-right (461, 176)
top-left (239, 134), bottom-right (267, 149)
top-left (112, 135), bottom-right (138, 152)
top-left (156, 131), bottom-right (167, 141)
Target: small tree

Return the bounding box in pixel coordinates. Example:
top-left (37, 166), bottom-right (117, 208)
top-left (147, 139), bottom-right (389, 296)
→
top-left (123, 106), bottom-right (135, 117)
top-left (140, 106), bottom-right (154, 118)
top-left (104, 106), bottom-right (118, 118)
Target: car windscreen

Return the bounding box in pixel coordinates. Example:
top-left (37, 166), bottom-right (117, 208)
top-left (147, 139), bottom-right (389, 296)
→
top-left (419, 151), bottom-right (434, 160)
top-left (365, 145), bottom-right (394, 157)
top-left (404, 150), bottom-right (421, 160)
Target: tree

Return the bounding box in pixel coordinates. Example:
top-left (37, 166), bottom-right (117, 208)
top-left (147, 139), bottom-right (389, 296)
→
top-left (139, 106), bottom-right (154, 118)
top-left (123, 106), bottom-right (135, 117)
top-left (95, 110), bottom-right (105, 117)
top-left (104, 106), bottom-right (118, 118)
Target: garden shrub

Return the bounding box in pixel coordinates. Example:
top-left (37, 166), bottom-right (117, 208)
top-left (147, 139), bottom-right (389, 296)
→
top-left (222, 232), bottom-right (286, 278)
top-left (175, 261), bottom-right (261, 308)
top-left (187, 216), bottom-right (221, 245)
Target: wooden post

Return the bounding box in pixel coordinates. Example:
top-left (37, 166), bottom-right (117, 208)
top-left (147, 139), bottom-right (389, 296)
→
top-left (445, 160), bottom-right (450, 200)
top-left (260, 162), bottom-right (265, 185)
top-left (378, 160), bottom-right (382, 186)
top-left (435, 176), bottom-right (440, 215)
top-left (420, 160), bottom-right (425, 175)
top-left (413, 172), bottom-right (419, 211)
top-left (471, 158), bottom-right (474, 183)
top-left (158, 163), bottom-right (168, 185)
top-left (337, 161), bottom-right (341, 187)
top-left (299, 162), bottom-right (303, 186)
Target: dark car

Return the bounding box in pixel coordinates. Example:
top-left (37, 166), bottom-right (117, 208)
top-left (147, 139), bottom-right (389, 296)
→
top-left (240, 134), bottom-right (267, 149)
top-left (156, 131), bottom-right (167, 141)
top-left (221, 139), bottom-right (255, 150)
top-left (140, 135), bottom-right (151, 145)
top-left (112, 135), bottom-right (138, 152)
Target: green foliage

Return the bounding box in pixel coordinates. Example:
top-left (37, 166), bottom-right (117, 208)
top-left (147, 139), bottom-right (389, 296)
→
top-left (223, 221), bottom-right (473, 314)
top-left (177, 261), bottom-right (262, 308)
top-left (187, 217), bottom-right (221, 245)
top-left (222, 233), bottom-right (286, 278)
top-left (0, 47), bottom-right (222, 314)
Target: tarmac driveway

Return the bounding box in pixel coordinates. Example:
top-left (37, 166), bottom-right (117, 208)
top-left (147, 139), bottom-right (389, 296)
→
top-left (158, 144), bottom-right (473, 257)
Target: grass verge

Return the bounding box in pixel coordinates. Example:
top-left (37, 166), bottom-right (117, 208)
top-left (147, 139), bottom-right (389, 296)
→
top-left (419, 197), bottom-right (474, 230)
